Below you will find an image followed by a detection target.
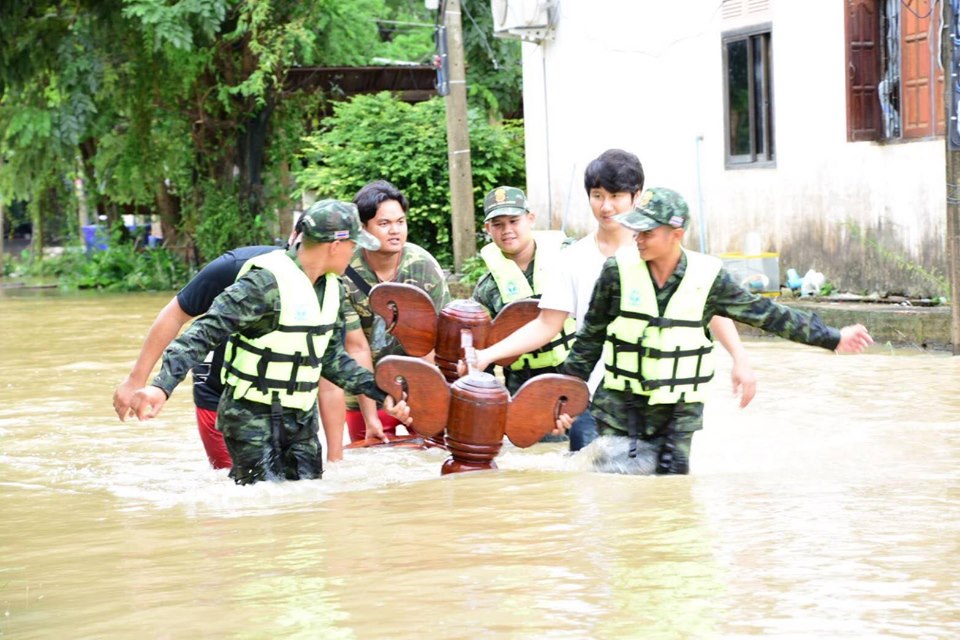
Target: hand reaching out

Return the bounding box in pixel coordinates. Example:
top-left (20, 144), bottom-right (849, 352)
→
top-left (835, 324), bottom-right (873, 354)
top-left (131, 386), bottom-right (168, 421)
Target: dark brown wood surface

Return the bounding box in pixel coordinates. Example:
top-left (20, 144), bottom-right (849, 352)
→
top-left (435, 299), bottom-right (490, 380)
top-left (374, 355), bottom-right (450, 437)
top-left (446, 375), bottom-right (510, 446)
top-left (504, 374), bottom-right (590, 448)
top-left (486, 299), bottom-right (540, 366)
top-left (344, 435), bottom-right (426, 449)
top-left (369, 283), bottom-right (438, 357)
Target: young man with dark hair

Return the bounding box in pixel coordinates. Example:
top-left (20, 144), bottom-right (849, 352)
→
top-left (353, 179), bottom-right (410, 226)
top-left (555, 187), bottom-right (873, 474)
top-left (331, 179), bottom-right (451, 442)
top-left (130, 200), bottom-right (410, 485)
top-left (473, 150), bottom-right (756, 450)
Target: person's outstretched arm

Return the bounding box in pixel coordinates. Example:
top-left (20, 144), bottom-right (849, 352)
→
top-left (707, 269), bottom-right (873, 352)
top-left (473, 309), bottom-right (569, 372)
top-left (132, 270), bottom-right (278, 421)
top-left (709, 316), bottom-right (757, 408)
top-left (113, 297), bottom-right (192, 421)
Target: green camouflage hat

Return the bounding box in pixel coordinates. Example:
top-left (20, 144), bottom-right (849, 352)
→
top-left (298, 199), bottom-right (380, 250)
top-left (613, 187), bottom-right (690, 232)
top-left (483, 186), bottom-right (528, 222)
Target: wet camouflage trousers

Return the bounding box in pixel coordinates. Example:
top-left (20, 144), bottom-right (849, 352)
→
top-left (217, 390), bottom-right (323, 485)
top-left (594, 400), bottom-right (702, 475)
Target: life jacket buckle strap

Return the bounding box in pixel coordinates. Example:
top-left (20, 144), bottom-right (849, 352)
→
top-left (269, 392), bottom-right (285, 477)
top-left (306, 331), bottom-right (319, 367)
top-left (625, 387), bottom-right (639, 458)
top-left (257, 348), bottom-right (272, 394)
top-left (288, 352), bottom-right (301, 395)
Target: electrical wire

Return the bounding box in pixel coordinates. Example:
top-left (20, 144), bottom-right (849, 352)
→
top-left (461, 0), bottom-right (501, 70)
top-left (591, 1), bottom-right (723, 57)
top-left (901, 0), bottom-right (937, 20)
top-left (946, 181), bottom-right (960, 205)
top-left (374, 19), bottom-right (437, 29)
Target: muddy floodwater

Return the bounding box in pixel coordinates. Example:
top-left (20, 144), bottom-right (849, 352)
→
top-left (1, 289), bottom-right (959, 638)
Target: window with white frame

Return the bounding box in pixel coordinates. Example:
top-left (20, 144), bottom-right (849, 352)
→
top-left (722, 26), bottom-right (775, 167)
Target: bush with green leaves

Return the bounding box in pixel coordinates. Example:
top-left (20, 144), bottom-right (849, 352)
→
top-left (8, 222), bottom-right (189, 291)
top-left (181, 180), bottom-right (276, 263)
top-left (74, 223), bottom-right (189, 290)
top-left (457, 253), bottom-right (488, 288)
top-left (296, 92), bottom-right (525, 267)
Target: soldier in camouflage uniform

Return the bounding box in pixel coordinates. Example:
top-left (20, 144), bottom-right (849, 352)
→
top-left (336, 180), bottom-right (451, 442)
top-left (471, 151), bottom-right (758, 455)
top-left (131, 200), bottom-right (410, 485)
top-left (472, 187), bottom-right (575, 446)
top-left (558, 187), bottom-right (874, 475)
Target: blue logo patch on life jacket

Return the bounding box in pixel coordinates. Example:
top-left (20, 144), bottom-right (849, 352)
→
top-left (629, 288), bottom-right (641, 306)
top-left (506, 281), bottom-right (519, 297)
top-left (293, 304), bottom-right (309, 323)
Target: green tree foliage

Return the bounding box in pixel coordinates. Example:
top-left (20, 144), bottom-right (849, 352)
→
top-left (375, 0), bottom-right (523, 118)
top-left (296, 92), bottom-right (525, 267)
top-left (0, 4), bottom-right (115, 255)
top-left (0, 0), bottom-right (524, 286)
top-left (459, 0), bottom-right (523, 118)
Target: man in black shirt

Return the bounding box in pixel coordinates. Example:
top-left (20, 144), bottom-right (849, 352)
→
top-left (113, 244), bottom-right (370, 466)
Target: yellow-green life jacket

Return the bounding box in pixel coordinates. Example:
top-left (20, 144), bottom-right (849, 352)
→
top-left (221, 250), bottom-right (339, 411)
top-left (480, 230), bottom-right (577, 370)
top-left (602, 247), bottom-right (721, 404)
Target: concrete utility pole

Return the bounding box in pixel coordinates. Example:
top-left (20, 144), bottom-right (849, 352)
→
top-left (443, 0), bottom-right (476, 271)
top-left (945, 2), bottom-right (960, 354)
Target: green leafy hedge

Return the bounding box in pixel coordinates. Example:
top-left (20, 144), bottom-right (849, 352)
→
top-left (9, 222), bottom-right (188, 291)
top-left (295, 92), bottom-right (525, 267)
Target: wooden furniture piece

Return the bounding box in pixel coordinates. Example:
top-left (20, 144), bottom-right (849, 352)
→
top-left (369, 283), bottom-right (589, 474)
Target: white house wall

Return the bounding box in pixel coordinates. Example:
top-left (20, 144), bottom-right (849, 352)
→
top-left (520, 0), bottom-right (946, 295)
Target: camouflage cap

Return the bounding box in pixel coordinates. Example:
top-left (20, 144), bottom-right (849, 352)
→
top-left (483, 186), bottom-right (528, 222)
top-left (297, 199), bottom-right (380, 250)
top-left (613, 187), bottom-right (690, 232)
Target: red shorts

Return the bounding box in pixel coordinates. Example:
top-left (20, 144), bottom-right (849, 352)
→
top-left (195, 407), bottom-right (232, 469)
top-left (346, 409), bottom-right (404, 442)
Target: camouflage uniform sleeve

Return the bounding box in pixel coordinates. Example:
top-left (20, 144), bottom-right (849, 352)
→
top-left (339, 276), bottom-right (361, 332)
top-left (706, 269), bottom-right (841, 349)
top-left (560, 257), bottom-right (621, 380)
top-left (407, 245), bottom-right (451, 311)
top-left (428, 261), bottom-right (451, 311)
top-left (153, 268), bottom-right (279, 396)
top-left (320, 280), bottom-right (387, 402)
top-left (471, 272), bottom-right (503, 316)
